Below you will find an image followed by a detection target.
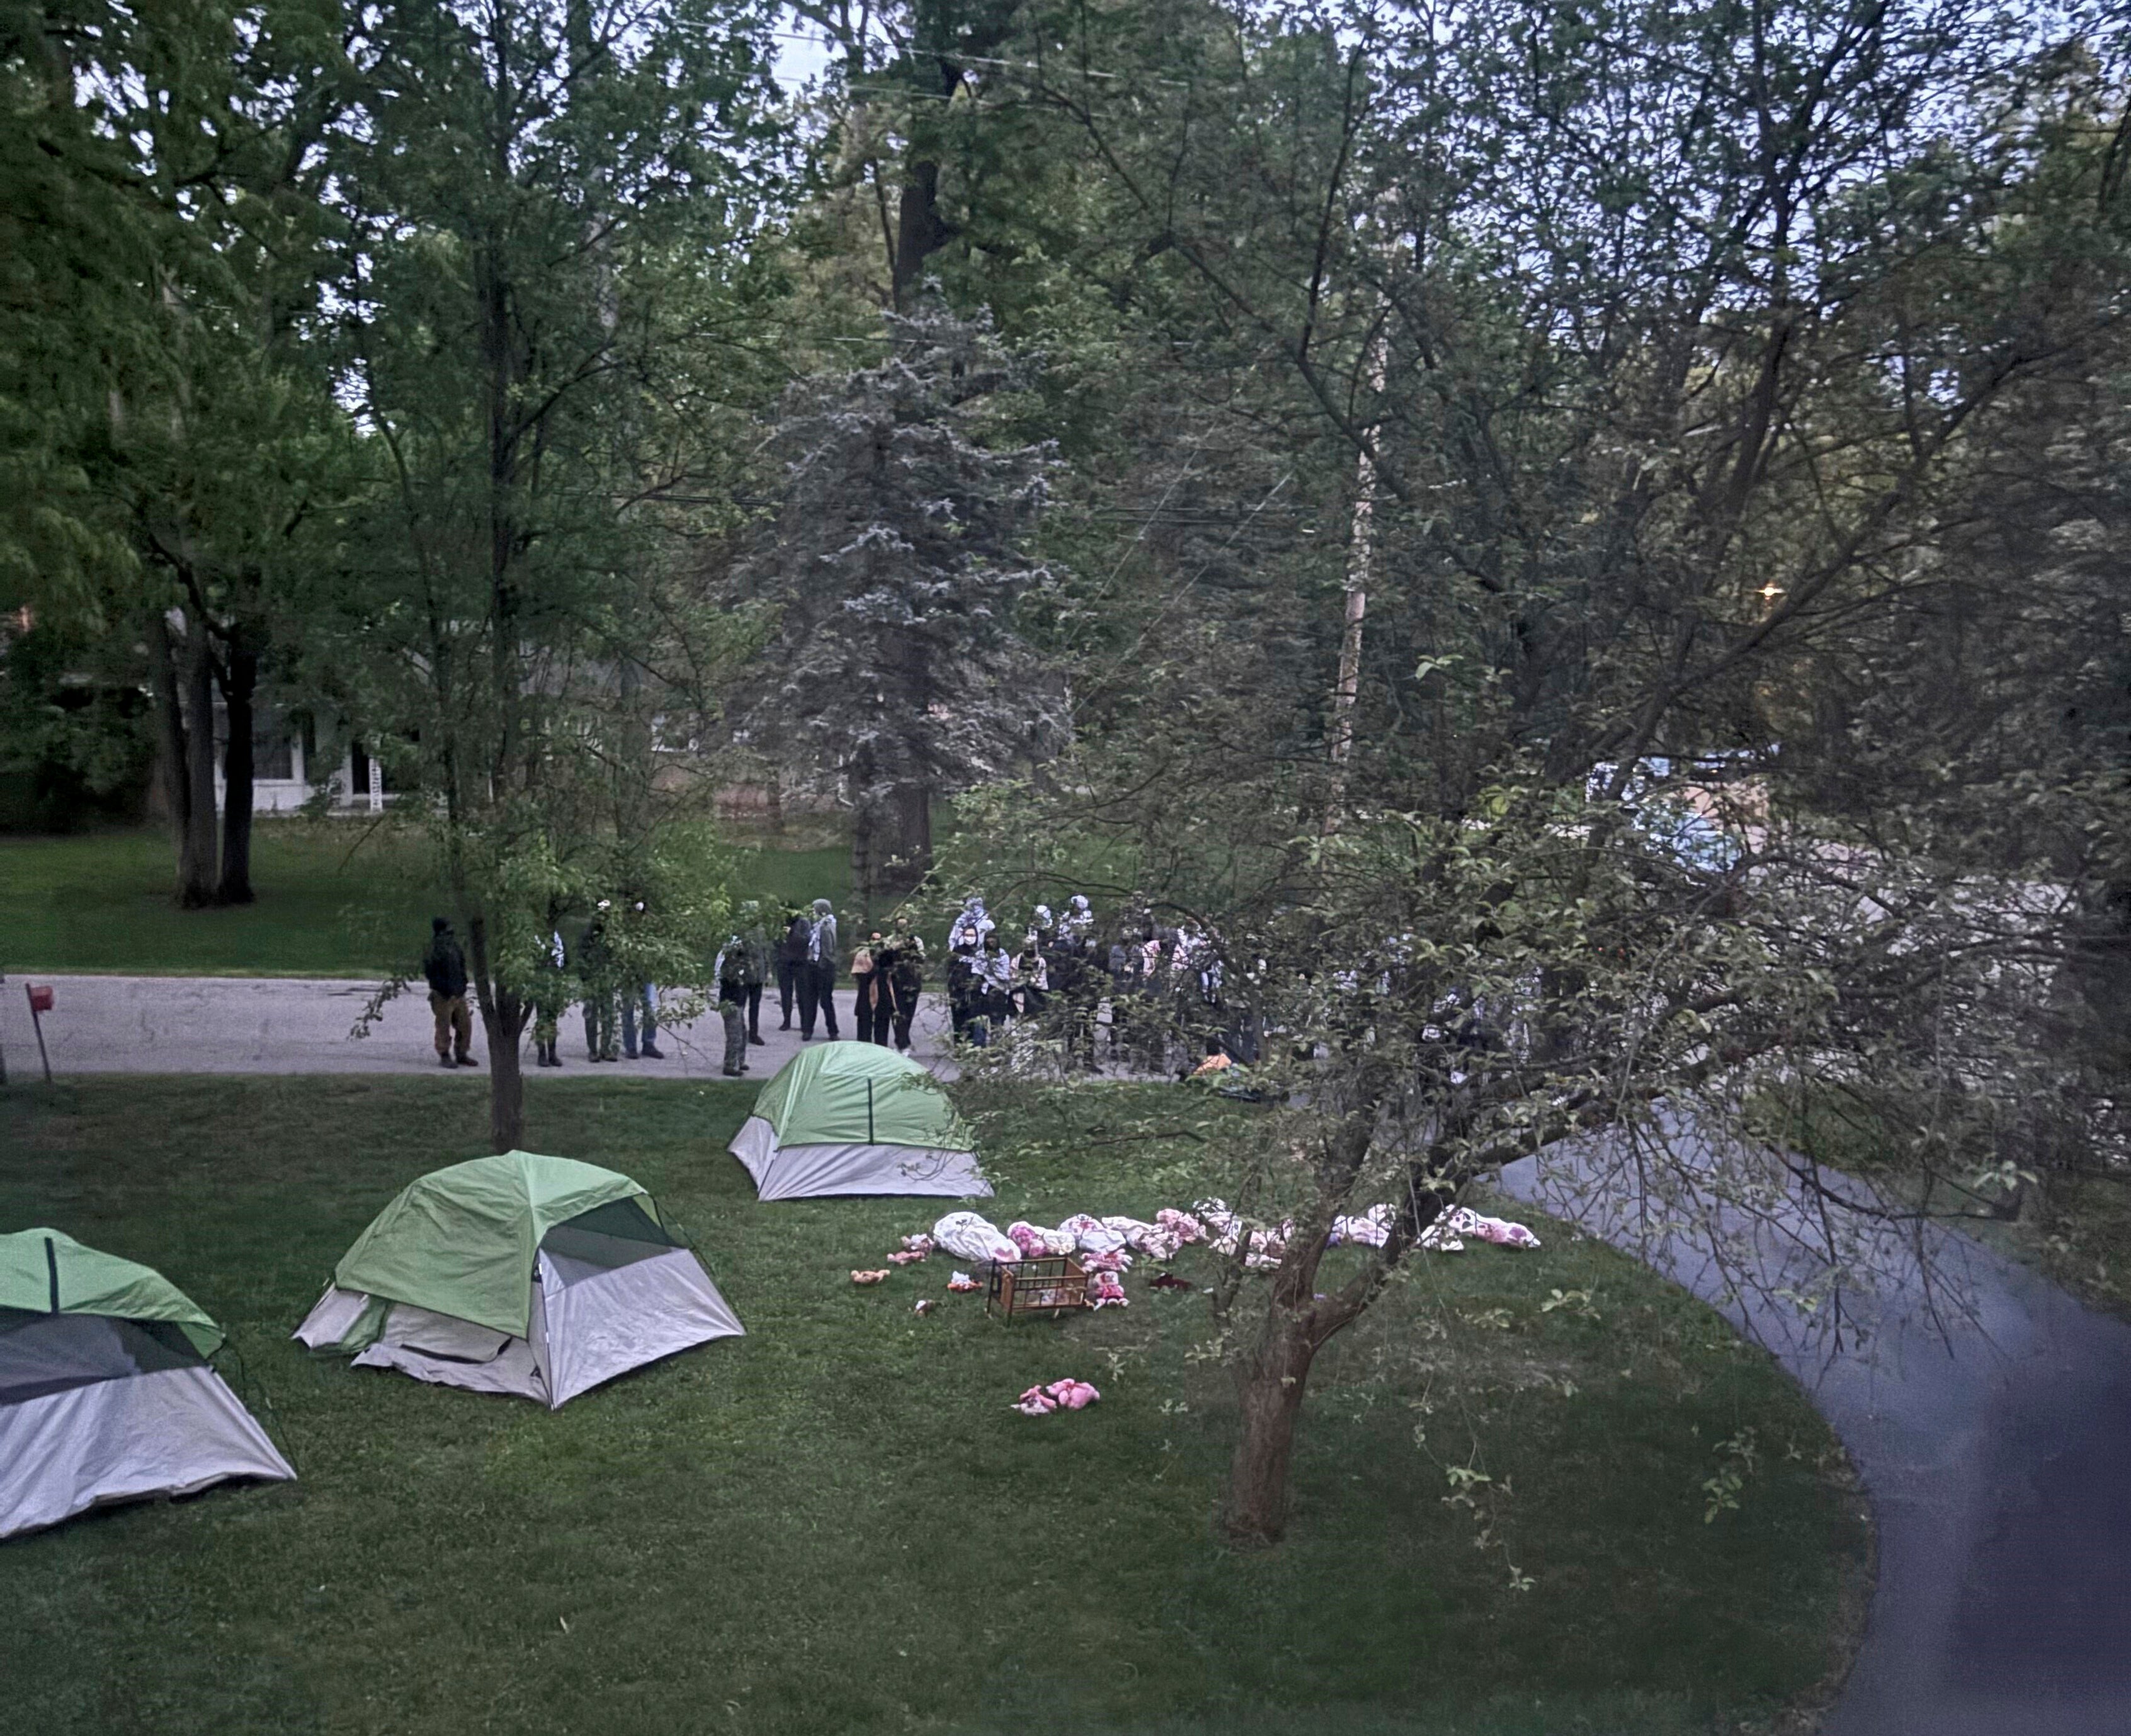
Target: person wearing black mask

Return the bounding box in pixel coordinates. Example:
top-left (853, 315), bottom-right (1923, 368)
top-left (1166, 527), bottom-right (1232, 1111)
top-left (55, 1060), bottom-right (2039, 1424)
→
top-left (776, 904), bottom-right (809, 1030)
top-left (880, 919), bottom-right (926, 1051)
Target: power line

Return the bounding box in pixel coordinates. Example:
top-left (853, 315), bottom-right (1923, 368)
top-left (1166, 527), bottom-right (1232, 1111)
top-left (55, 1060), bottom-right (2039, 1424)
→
top-left (1071, 467), bottom-right (1297, 719)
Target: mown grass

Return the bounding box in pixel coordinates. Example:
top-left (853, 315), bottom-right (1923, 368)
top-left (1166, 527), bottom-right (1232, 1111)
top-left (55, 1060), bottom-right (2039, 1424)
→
top-left (0, 825), bottom-right (852, 978)
top-left (0, 1076), bottom-right (1868, 1735)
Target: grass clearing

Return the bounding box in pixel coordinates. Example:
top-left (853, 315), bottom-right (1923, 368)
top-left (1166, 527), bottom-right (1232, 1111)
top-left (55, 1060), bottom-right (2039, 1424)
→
top-left (0, 1076), bottom-right (1868, 1735)
top-left (0, 825), bottom-right (854, 977)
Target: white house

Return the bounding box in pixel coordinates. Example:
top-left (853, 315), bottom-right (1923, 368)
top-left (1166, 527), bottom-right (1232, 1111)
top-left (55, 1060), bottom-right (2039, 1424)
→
top-left (210, 706), bottom-right (390, 815)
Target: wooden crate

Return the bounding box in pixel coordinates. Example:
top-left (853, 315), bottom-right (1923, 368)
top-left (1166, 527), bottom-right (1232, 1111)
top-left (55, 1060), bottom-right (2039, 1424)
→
top-left (986, 1254), bottom-right (1089, 1319)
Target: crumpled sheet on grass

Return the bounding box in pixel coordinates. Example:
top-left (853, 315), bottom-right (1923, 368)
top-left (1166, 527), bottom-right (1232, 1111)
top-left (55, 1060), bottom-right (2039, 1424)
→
top-left (908, 1197), bottom-right (1540, 1302)
top-left (932, 1211), bottom-right (1020, 1266)
top-left (1202, 1198), bottom-right (1542, 1261)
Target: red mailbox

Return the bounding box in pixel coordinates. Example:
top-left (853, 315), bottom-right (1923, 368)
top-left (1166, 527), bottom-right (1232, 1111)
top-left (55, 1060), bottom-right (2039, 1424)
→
top-left (23, 981), bottom-right (54, 1082)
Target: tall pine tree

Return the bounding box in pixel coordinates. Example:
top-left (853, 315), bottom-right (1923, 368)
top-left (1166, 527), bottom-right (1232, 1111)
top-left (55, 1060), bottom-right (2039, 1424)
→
top-left (734, 300), bottom-right (1062, 907)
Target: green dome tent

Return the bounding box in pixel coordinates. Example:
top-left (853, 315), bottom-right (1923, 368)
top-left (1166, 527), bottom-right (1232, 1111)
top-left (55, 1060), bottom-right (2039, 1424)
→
top-left (295, 1152), bottom-right (743, 1409)
top-left (730, 1045), bottom-right (989, 1201)
top-left (1, 1229), bottom-right (295, 1538)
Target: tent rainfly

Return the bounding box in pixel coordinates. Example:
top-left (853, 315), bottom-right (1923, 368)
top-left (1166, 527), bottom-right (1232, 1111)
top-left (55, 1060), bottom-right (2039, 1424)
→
top-left (294, 1151), bottom-right (742, 1408)
top-left (730, 1044), bottom-right (989, 1201)
top-left (1, 1228), bottom-right (295, 1540)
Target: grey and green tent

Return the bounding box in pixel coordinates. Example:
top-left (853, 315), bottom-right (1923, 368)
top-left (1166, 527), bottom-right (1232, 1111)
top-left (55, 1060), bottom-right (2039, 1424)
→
top-left (730, 1045), bottom-right (989, 1201)
top-left (295, 1152), bottom-right (742, 1408)
top-left (1, 1229), bottom-right (295, 1538)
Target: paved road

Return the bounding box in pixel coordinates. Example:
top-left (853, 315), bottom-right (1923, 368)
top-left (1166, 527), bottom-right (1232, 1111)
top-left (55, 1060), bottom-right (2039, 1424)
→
top-left (9, 975), bottom-right (2129, 1730)
top-left (0, 972), bottom-right (955, 1081)
top-left (1501, 1128), bottom-right (2131, 1736)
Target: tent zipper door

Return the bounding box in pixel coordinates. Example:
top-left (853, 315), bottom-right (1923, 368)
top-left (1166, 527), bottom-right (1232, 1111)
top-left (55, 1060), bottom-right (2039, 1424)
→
top-left (866, 1079), bottom-right (875, 1144)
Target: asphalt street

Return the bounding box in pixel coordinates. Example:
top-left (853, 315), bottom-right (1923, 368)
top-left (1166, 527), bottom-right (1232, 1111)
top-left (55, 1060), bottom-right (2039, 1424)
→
top-left (0, 971), bottom-right (953, 1081)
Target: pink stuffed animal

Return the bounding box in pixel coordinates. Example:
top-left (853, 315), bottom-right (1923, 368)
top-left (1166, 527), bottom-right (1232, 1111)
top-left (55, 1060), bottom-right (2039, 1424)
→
top-left (1156, 1208), bottom-right (1206, 1244)
top-left (1014, 1378), bottom-right (1101, 1415)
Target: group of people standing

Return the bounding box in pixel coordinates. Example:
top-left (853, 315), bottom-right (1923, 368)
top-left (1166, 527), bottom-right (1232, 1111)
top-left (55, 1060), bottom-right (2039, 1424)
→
top-left (417, 887), bottom-right (1241, 1079)
top-left (417, 903), bottom-right (666, 1072)
top-left (941, 894), bottom-right (1246, 1072)
top-left (943, 894), bottom-right (1092, 1051)
top-left (710, 900), bottom-right (928, 1077)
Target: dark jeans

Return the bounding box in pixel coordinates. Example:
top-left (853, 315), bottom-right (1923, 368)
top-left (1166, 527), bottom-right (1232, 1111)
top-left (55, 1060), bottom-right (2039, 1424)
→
top-left (743, 982), bottom-right (763, 1040)
top-left (798, 960), bottom-right (839, 1038)
top-left (853, 975), bottom-right (893, 1045)
top-left (620, 984), bottom-right (657, 1057)
top-left (776, 958), bottom-right (801, 1027)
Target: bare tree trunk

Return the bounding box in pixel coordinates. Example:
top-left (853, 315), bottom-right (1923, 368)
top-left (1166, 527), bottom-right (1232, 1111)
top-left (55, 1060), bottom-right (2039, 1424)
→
top-left (144, 610), bottom-right (193, 886)
top-left (879, 780), bottom-right (933, 902)
top-left (486, 996), bottom-right (528, 1152)
top-left (851, 800), bottom-right (877, 921)
top-left (1223, 1308), bottom-right (1322, 1545)
top-left (1220, 1116), bottom-right (1383, 1546)
top-left (177, 610), bottom-right (220, 908)
top-left (892, 158), bottom-right (955, 310)
top-left (217, 634), bottom-right (259, 905)
top-left (1324, 326), bottom-right (1388, 834)
top-left (467, 915), bottom-right (530, 1152)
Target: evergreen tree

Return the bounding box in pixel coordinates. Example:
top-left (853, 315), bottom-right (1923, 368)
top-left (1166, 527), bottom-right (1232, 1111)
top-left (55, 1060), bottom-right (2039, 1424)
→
top-left (733, 299), bottom-right (1062, 907)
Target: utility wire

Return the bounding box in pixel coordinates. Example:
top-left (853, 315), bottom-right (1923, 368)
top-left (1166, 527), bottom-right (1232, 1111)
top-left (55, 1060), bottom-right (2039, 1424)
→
top-left (1072, 467), bottom-right (1296, 720)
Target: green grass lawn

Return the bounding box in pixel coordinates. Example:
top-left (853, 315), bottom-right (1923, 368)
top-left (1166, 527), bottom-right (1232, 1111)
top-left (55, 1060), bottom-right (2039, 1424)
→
top-left (0, 1076), bottom-right (1867, 1735)
top-left (0, 825), bottom-right (853, 978)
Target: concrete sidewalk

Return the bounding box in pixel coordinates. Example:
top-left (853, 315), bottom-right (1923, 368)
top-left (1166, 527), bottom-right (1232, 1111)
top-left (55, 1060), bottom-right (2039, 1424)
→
top-left (0, 972), bottom-right (953, 1081)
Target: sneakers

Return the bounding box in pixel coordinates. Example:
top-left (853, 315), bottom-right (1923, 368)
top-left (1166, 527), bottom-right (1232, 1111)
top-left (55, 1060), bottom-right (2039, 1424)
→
top-left (640, 1043), bottom-right (665, 1060)
top-left (749, 1033), bottom-right (766, 1045)
top-left (437, 1053), bottom-right (456, 1068)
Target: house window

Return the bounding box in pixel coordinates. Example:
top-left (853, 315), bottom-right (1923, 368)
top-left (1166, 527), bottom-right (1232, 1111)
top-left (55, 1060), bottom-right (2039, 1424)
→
top-left (254, 725), bottom-right (295, 781)
top-left (212, 700), bottom-right (297, 780)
